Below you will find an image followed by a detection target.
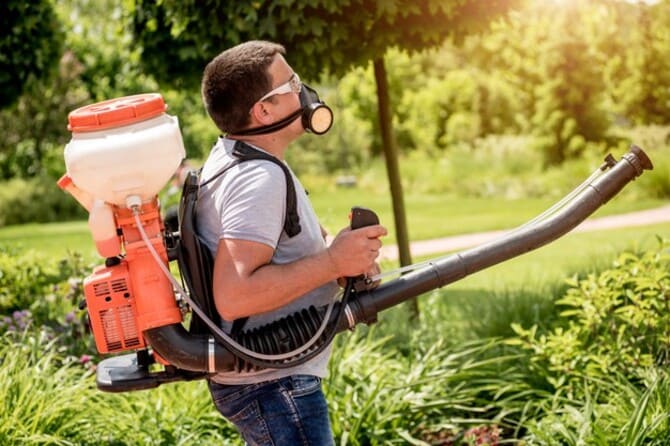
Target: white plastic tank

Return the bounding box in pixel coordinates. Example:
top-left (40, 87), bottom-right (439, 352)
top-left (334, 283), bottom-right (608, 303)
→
top-left (64, 93), bottom-right (186, 207)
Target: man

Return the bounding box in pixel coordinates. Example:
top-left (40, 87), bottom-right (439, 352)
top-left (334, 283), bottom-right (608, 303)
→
top-left (197, 40), bottom-right (387, 445)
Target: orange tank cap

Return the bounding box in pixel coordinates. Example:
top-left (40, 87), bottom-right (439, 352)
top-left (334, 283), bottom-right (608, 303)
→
top-left (67, 93), bottom-right (167, 132)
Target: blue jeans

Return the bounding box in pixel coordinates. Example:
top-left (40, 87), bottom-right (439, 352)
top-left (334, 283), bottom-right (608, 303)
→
top-left (208, 375), bottom-right (335, 446)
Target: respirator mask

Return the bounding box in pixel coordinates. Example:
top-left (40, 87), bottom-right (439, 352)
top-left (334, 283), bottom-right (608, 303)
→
top-left (230, 83), bottom-right (333, 136)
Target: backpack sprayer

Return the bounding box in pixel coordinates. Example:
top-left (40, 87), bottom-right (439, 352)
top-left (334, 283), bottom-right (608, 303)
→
top-left (58, 93), bottom-right (653, 393)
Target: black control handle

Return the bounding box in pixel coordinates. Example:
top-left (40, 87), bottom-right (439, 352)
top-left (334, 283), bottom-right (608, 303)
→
top-left (348, 206), bottom-right (380, 291)
top-left (349, 206), bottom-right (379, 230)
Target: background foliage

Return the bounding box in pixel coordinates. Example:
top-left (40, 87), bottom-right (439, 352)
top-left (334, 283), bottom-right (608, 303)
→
top-left (128, 0), bottom-right (523, 87)
top-left (2, 1), bottom-right (670, 443)
top-left (2, 0), bottom-right (670, 188)
top-left (1, 232), bottom-right (669, 444)
top-left (0, 1), bottom-right (64, 108)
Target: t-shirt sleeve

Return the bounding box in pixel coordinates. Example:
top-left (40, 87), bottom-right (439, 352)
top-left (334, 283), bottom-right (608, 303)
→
top-left (218, 161), bottom-right (287, 248)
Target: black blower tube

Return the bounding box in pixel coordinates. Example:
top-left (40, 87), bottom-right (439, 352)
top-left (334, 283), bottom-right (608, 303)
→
top-left (144, 145), bottom-right (653, 373)
top-left (348, 145), bottom-right (653, 323)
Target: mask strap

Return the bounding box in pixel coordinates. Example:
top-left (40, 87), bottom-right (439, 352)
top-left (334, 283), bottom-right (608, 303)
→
top-left (228, 108), bottom-right (302, 137)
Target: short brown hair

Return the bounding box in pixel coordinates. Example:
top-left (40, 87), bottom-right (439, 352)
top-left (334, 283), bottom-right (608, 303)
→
top-left (201, 41), bottom-right (286, 134)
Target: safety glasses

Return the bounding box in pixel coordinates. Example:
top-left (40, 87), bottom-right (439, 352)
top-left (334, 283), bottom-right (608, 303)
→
top-left (257, 73), bottom-right (302, 103)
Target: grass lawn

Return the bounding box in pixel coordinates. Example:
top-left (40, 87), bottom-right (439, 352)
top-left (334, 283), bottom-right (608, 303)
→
top-left (0, 191), bottom-right (665, 260)
top-left (309, 188), bottom-right (665, 241)
top-left (0, 220), bottom-right (97, 259)
top-left (313, 192), bottom-right (560, 240)
top-left (432, 221), bottom-right (669, 290)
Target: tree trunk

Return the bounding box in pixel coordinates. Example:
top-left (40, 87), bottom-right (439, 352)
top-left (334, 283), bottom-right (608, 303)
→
top-left (372, 57), bottom-right (419, 318)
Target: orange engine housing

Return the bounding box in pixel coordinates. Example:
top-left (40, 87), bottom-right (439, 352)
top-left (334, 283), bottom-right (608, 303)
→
top-left (84, 260), bottom-right (145, 353)
top-left (83, 199), bottom-right (183, 355)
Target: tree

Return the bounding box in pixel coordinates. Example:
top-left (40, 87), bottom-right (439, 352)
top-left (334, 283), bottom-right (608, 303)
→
top-left (129, 0), bottom-right (523, 316)
top-left (612, 1), bottom-right (670, 125)
top-left (56, 0), bottom-right (158, 102)
top-left (464, 0), bottom-right (615, 165)
top-left (0, 51), bottom-right (90, 179)
top-left (0, 1), bottom-right (64, 108)
top-left (0, 0), bottom-right (157, 179)
top-left (529, 4), bottom-right (610, 164)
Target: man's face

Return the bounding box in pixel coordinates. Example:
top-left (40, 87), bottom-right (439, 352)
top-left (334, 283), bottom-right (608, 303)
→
top-left (260, 54), bottom-right (304, 138)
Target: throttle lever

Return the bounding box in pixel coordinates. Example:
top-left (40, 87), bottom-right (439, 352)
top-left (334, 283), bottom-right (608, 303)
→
top-left (349, 206), bottom-right (379, 230)
top-left (348, 206), bottom-right (380, 291)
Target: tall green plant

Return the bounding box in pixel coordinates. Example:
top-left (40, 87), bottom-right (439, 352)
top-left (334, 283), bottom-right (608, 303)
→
top-left (0, 3), bottom-right (74, 179)
top-left (326, 330), bottom-right (551, 443)
top-left (473, 2), bottom-right (613, 165)
top-left (0, 329), bottom-right (99, 445)
top-left (524, 371), bottom-right (670, 445)
top-left (55, 0), bottom-right (157, 102)
top-left (0, 328), bottom-right (237, 445)
top-left (510, 238), bottom-right (670, 397)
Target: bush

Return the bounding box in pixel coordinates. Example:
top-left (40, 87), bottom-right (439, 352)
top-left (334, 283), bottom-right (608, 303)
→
top-left (0, 329), bottom-right (100, 445)
top-left (524, 370), bottom-right (670, 445)
top-left (326, 328), bottom-right (554, 444)
top-left (0, 248), bottom-right (67, 314)
top-left (396, 69), bottom-right (520, 152)
top-left (0, 327), bottom-right (235, 445)
top-left (0, 248), bottom-right (94, 358)
top-left (510, 238), bottom-right (670, 396)
top-left (0, 176), bottom-right (86, 226)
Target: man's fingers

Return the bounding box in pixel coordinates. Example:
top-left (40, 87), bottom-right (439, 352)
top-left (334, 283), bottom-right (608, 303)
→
top-left (361, 224), bottom-right (387, 238)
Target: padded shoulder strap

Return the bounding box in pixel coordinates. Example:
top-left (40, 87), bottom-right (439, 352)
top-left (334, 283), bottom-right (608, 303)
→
top-left (176, 141), bottom-right (302, 337)
top-left (231, 140), bottom-right (301, 238)
top-left (177, 170), bottom-right (221, 335)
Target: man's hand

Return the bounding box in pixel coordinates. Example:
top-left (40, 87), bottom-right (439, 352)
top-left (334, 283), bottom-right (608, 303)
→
top-left (326, 224), bottom-right (387, 279)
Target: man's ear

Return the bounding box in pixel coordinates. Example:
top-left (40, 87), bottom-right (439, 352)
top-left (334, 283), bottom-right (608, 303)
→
top-left (250, 101), bottom-right (273, 125)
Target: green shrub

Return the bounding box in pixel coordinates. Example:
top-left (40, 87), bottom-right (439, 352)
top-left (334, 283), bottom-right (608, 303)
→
top-left (396, 69), bottom-right (520, 152)
top-left (0, 248), bottom-right (94, 360)
top-left (0, 329), bottom-right (100, 445)
top-left (524, 370), bottom-right (670, 445)
top-left (0, 1), bottom-right (64, 108)
top-left (0, 248), bottom-right (81, 312)
top-left (0, 327), bottom-right (236, 445)
top-left (510, 238), bottom-right (670, 396)
top-left (0, 248), bottom-right (66, 314)
top-left (0, 176), bottom-right (86, 227)
top-left (327, 329), bottom-right (550, 444)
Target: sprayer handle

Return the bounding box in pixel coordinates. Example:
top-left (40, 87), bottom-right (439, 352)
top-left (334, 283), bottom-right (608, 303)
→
top-left (348, 206), bottom-right (380, 291)
top-left (349, 206), bottom-right (379, 230)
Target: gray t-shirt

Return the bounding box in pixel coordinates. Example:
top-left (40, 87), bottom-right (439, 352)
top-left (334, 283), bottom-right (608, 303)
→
top-left (196, 137), bottom-right (339, 385)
